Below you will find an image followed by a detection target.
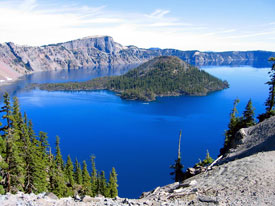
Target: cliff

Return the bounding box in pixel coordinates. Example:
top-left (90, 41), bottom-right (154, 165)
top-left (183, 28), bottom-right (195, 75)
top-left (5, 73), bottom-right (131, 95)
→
top-left (0, 36), bottom-right (274, 83)
top-left (0, 116), bottom-right (274, 205)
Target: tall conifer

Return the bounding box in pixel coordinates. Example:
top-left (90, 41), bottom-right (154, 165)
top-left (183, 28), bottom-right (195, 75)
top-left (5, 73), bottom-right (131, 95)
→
top-left (65, 155), bottom-right (74, 187)
top-left (74, 159), bottom-right (82, 185)
top-left (107, 167), bottom-right (118, 198)
top-left (82, 161), bottom-right (92, 196)
top-left (90, 155), bottom-right (97, 196)
top-left (242, 99), bottom-right (255, 127)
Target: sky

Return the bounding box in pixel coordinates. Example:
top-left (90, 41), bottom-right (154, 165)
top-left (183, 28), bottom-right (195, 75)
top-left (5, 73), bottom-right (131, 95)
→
top-left (0, 0), bottom-right (274, 51)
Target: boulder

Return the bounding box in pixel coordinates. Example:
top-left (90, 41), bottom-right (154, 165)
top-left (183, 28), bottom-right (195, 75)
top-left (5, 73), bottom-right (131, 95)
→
top-left (82, 195), bottom-right (93, 203)
top-left (45, 192), bottom-right (58, 200)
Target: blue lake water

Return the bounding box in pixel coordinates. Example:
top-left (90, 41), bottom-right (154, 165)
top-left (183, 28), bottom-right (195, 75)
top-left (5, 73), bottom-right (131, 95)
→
top-left (0, 65), bottom-right (270, 198)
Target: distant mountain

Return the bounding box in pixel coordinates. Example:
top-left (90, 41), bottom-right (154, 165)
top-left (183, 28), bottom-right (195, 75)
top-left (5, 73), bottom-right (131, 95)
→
top-left (36, 56), bottom-right (229, 101)
top-left (0, 35), bottom-right (274, 82)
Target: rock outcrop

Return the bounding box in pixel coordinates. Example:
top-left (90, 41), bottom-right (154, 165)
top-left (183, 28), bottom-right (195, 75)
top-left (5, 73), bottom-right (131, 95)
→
top-left (0, 116), bottom-right (274, 205)
top-left (0, 36), bottom-right (275, 83)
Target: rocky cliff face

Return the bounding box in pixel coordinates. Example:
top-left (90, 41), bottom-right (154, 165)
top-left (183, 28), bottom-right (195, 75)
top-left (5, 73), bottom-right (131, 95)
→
top-left (0, 36), bottom-right (275, 83)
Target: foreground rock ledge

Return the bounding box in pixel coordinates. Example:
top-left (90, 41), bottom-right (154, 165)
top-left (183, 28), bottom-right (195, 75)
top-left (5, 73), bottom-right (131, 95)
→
top-left (1, 116), bottom-right (274, 206)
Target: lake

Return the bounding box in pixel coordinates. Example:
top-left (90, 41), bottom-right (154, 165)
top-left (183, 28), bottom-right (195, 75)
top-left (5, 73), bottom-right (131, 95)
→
top-left (0, 65), bottom-right (270, 198)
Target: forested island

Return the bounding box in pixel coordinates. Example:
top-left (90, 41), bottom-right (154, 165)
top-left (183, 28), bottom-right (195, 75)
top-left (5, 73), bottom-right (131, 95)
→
top-left (35, 56), bottom-right (229, 101)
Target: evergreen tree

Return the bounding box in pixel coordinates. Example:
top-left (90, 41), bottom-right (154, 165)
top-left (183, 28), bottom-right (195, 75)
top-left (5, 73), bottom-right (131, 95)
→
top-left (220, 98), bottom-right (241, 155)
top-left (170, 130), bottom-right (184, 182)
top-left (65, 155), bottom-right (74, 187)
top-left (242, 99), bottom-right (255, 127)
top-left (81, 160), bottom-right (92, 195)
top-left (0, 127), bottom-right (7, 194)
top-left (74, 159), bottom-right (82, 185)
top-left (49, 136), bottom-right (67, 197)
top-left (196, 150), bottom-right (214, 167)
top-left (55, 136), bottom-right (64, 170)
top-left (33, 131), bottom-right (49, 193)
top-left (0, 92), bottom-right (13, 133)
top-left (265, 57), bottom-right (275, 112)
top-left (98, 171), bottom-right (108, 197)
top-left (107, 167), bottom-right (118, 198)
top-left (90, 155), bottom-right (97, 196)
top-left (0, 93), bottom-right (25, 193)
top-left (258, 57), bottom-right (275, 121)
top-left (0, 94), bottom-right (119, 196)
top-left (22, 121), bottom-right (35, 194)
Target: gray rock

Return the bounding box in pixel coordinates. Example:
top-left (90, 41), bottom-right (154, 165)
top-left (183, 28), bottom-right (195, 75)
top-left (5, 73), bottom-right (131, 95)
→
top-left (45, 192), bottom-right (58, 200)
top-left (82, 195), bottom-right (93, 203)
top-left (0, 36), bottom-right (274, 83)
top-left (198, 196), bottom-right (218, 204)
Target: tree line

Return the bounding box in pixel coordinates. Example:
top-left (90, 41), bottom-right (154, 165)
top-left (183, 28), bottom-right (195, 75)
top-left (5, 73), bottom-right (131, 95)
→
top-left (0, 93), bottom-right (118, 197)
top-left (220, 57), bottom-right (275, 155)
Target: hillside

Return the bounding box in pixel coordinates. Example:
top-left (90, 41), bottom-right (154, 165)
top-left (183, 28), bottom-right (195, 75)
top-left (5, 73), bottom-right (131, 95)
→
top-left (1, 116), bottom-right (274, 205)
top-left (36, 56), bottom-right (229, 101)
top-left (0, 36), bottom-right (274, 83)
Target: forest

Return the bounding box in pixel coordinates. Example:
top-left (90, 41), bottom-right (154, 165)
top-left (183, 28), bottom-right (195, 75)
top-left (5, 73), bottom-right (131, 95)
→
top-left (0, 93), bottom-right (118, 198)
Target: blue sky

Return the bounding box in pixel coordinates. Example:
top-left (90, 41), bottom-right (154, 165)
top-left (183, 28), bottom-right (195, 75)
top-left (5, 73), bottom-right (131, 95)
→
top-left (0, 0), bottom-right (274, 51)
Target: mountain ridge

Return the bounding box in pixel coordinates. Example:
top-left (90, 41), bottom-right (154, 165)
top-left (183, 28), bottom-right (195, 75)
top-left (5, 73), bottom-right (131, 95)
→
top-left (0, 35), bottom-right (275, 83)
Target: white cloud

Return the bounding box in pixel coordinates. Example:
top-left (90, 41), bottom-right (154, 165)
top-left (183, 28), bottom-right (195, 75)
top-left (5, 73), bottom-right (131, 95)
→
top-left (19, 0), bottom-right (37, 11)
top-left (0, 1), bottom-right (274, 51)
top-left (147, 9), bottom-right (170, 18)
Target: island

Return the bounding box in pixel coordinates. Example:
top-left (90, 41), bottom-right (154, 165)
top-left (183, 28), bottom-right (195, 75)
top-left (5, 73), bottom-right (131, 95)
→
top-left (35, 56), bottom-right (229, 101)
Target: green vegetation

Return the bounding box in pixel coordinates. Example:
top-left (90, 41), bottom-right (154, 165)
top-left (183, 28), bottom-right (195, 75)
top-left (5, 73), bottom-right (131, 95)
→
top-left (170, 58), bottom-right (275, 181)
top-left (220, 57), bottom-right (275, 155)
top-left (220, 98), bottom-right (256, 155)
top-left (196, 150), bottom-right (214, 167)
top-left (36, 56), bottom-right (229, 101)
top-left (258, 57), bottom-right (275, 121)
top-left (0, 93), bottom-right (118, 197)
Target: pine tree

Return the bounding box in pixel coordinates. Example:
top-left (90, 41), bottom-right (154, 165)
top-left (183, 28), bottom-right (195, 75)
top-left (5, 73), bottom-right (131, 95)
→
top-left (90, 155), bottom-right (98, 196)
top-left (49, 136), bottom-right (67, 197)
top-left (82, 160), bottom-right (92, 196)
top-left (0, 127), bottom-right (7, 194)
top-left (22, 121), bottom-right (35, 194)
top-left (74, 159), bottom-right (82, 185)
top-left (55, 136), bottom-right (64, 170)
top-left (65, 155), bottom-right (74, 187)
top-left (98, 171), bottom-right (108, 196)
top-left (0, 93), bottom-right (25, 193)
top-left (33, 131), bottom-right (49, 193)
top-left (258, 57), bottom-right (275, 121)
top-left (107, 167), bottom-right (118, 198)
top-left (220, 98), bottom-right (241, 155)
top-left (242, 99), bottom-right (255, 127)
top-left (0, 92), bottom-right (13, 133)
top-left (170, 130), bottom-right (184, 182)
top-left (265, 57), bottom-right (275, 112)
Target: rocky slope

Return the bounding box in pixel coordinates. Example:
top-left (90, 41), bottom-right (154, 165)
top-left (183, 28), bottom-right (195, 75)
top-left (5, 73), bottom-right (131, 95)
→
top-left (0, 36), bottom-right (275, 83)
top-left (0, 116), bottom-right (274, 205)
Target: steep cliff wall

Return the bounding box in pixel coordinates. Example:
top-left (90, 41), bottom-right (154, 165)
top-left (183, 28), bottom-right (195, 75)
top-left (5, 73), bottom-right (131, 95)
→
top-left (0, 36), bottom-right (274, 83)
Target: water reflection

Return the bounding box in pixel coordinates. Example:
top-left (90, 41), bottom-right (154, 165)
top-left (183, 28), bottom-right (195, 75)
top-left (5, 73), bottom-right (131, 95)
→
top-left (0, 64), bottom-right (137, 98)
